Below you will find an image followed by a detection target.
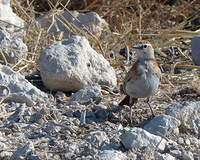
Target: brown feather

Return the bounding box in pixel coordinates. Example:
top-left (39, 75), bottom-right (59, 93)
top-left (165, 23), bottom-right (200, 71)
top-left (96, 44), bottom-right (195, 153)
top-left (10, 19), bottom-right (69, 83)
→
top-left (122, 61), bottom-right (141, 94)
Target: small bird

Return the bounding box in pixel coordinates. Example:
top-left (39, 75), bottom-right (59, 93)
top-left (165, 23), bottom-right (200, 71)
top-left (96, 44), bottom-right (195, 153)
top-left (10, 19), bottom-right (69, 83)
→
top-left (119, 41), bottom-right (161, 120)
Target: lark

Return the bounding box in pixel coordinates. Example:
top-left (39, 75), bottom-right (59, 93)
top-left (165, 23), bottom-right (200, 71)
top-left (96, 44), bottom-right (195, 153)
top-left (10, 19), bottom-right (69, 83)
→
top-left (119, 41), bottom-right (161, 120)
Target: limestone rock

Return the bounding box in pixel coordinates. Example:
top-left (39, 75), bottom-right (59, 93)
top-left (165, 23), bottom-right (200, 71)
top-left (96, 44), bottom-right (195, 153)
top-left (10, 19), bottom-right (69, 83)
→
top-left (39, 35), bottom-right (117, 92)
top-left (0, 64), bottom-right (48, 106)
top-left (144, 114), bottom-right (181, 136)
top-left (120, 127), bottom-right (167, 151)
top-left (0, 0), bottom-right (24, 29)
top-left (0, 29), bottom-right (27, 64)
top-left (37, 10), bottom-right (108, 38)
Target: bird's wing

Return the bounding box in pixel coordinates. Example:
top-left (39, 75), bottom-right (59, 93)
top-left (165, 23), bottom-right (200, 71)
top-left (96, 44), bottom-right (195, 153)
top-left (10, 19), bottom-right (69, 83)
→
top-left (150, 59), bottom-right (162, 79)
top-left (121, 61), bottom-right (141, 94)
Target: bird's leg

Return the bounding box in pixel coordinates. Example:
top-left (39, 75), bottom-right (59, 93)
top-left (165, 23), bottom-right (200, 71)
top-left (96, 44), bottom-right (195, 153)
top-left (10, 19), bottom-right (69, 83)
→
top-left (146, 97), bottom-right (155, 117)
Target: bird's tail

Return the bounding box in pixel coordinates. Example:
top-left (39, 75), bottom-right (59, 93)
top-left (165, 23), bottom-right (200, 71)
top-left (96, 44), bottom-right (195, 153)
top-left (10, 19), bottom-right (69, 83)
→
top-left (119, 95), bottom-right (138, 106)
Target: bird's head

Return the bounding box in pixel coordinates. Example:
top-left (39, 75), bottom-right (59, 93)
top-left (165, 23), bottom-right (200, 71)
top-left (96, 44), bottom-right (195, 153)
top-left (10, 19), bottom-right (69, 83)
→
top-left (133, 41), bottom-right (155, 60)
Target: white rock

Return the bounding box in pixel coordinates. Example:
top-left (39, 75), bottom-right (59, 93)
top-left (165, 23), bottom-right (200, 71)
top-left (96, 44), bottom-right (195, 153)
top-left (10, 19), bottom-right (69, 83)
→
top-left (70, 85), bottom-right (101, 103)
top-left (0, 29), bottom-right (27, 64)
top-left (144, 114), bottom-right (181, 136)
top-left (0, 64), bottom-right (48, 106)
top-left (85, 131), bottom-right (109, 149)
top-left (0, 0), bottom-right (24, 29)
top-left (39, 35), bottom-right (117, 92)
top-left (37, 10), bottom-right (108, 38)
top-left (191, 117), bottom-right (200, 135)
top-left (154, 152), bottom-right (175, 160)
top-left (96, 150), bottom-right (128, 160)
top-left (169, 150), bottom-right (182, 158)
top-left (120, 127), bottom-right (167, 151)
top-left (177, 137), bottom-right (184, 145)
top-left (185, 139), bottom-right (191, 146)
top-left (182, 150), bottom-right (194, 160)
top-left (191, 35), bottom-right (200, 65)
top-left (165, 101), bottom-right (200, 134)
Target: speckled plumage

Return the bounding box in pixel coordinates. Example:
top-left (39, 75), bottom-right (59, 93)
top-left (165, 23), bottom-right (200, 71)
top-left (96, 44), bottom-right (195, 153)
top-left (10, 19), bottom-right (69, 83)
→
top-left (119, 42), bottom-right (161, 116)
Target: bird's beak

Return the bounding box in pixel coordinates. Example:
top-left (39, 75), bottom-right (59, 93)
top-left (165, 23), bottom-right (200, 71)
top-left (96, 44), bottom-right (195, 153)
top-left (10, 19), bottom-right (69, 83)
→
top-left (132, 44), bottom-right (143, 49)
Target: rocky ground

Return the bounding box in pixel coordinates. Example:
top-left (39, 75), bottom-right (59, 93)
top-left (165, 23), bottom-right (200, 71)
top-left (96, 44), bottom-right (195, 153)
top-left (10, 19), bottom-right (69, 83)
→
top-left (0, 0), bottom-right (200, 160)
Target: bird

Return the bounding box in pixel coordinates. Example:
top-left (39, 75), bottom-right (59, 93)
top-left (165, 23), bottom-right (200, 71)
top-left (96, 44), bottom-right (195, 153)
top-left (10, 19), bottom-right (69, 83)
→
top-left (119, 41), bottom-right (161, 121)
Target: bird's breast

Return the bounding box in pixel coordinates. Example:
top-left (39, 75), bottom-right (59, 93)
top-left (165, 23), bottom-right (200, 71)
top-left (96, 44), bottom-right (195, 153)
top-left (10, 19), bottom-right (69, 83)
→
top-left (125, 62), bottom-right (160, 98)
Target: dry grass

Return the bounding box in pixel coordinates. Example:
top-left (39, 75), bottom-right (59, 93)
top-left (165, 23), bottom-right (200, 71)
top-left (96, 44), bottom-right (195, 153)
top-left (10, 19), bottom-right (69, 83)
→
top-left (6, 0), bottom-right (200, 103)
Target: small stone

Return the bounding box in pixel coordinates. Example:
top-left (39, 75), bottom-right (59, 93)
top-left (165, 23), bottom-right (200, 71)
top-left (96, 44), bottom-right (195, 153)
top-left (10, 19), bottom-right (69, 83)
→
top-left (96, 150), bottom-right (128, 160)
top-left (189, 137), bottom-right (200, 147)
top-left (70, 86), bottom-right (101, 104)
top-left (109, 101), bottom-right (118, 107)
top-left (144, 114), bottom-right (181, 136)
top-left (166, 140), bottom-right (179, 150)
top-left (95, 109), bottom-right (109, 121)
top-left (177, 137), bottom-right (184, 145)
top-left (120, 127), bottom-right (167, 151)
top-left (169, 150), bottom-right (182, 158)
top-left (154, 152), bottom-right (176, 160)
top-left (85, 131), bottom-right (110, 149)
top-left (182, 150), bottom-right (194, 160)
top-left (185, 139), bottom-right (191, 146)
top-left (92, 104), bottom-right (107, 111)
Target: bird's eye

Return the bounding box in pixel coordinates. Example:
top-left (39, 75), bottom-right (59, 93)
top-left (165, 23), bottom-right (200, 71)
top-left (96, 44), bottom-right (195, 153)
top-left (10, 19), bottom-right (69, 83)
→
top-left (143, 44), bottom-right (147, 48)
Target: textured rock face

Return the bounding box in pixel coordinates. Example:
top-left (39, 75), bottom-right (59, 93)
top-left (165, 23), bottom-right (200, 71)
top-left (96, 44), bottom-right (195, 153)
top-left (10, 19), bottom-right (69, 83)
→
top-left (39, 35), bottom-right (117, 92)
top-left (0, 0), bottom-right (24, 29)
top-left (0, 64), bottom-right (48, 106)
top-left (0, 29), bottom-right (27, 64)
top-left (70, 85), bottom-right (101, 103)
top-left (120, 127), bottom-right (167, 151)
top-left (165, 101), bottom-right (200, 135)
top-left (191, 35), bottom-right (200, 65)
top-left (144, 114), bottom-right (181, 136)
top-left (96, 150), bottom-right (128, 160)
top-left (37, 10), bottom-right (108, 38)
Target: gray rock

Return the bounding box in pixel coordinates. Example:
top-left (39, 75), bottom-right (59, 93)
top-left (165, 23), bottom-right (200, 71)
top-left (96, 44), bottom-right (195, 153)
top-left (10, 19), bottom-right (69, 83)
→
top-left (39, 35), bottom-right (117, 92)
top-left (177, 137), bottom-right (184, 145)
top-left (144, 114), bottom-right (181, 136)
top-left (165, 101), bottom-right (200, 134)
top-left (37, 10), bottom-right (108, 38)
top-left (189, 137), bottom-right (200, 147)
top-left (154, 152), bottom-right (175, 160)
top-left (191, 117), bottom-right (200, 136)
top-left (95, 109), bottom-right (109, 121)
top-left (166, 140), bottom-right (179, 151)
top-left (182, 150), bottom-right (194, 160)
top-left (10, 142), bottom-right (34, 160)
top-left (0, 85), bottom-right (10, 98)
top-left (191, 35), bottom-right (200, 65)
top-left (169, 150), bottom-right (182, 158)
top-left (120, 127), bottom-right (167, 151)
top-left (96, 150), bottom-right (128, 160)
top-left (92, 104), bottom-right (108, 111)
top-left (185, 138), bottom-right (191, 146)
top-left (0, 0), bottom-right (24, 30)
top-left (6, 103), bottom-right (25, 125)
top-left (85, 131), bottom-right (110, 149)
top-left (70, 85), bottom-right (101, 103)
top-left (0, 29), bottom-right (27, 64)
top-left (0, 64), bottom-right (48, 106)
